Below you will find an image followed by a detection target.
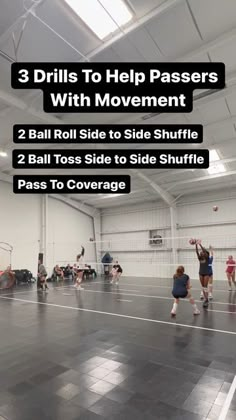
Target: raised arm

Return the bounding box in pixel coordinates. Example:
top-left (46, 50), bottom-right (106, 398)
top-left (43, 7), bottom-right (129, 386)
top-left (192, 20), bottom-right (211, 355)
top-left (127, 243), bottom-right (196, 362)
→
top-left (195, 244), bottom-right (200, 259)
top-left (199, 243), bottom-right (207, 253)
top-left (76, 246), bottom-right (85, 261)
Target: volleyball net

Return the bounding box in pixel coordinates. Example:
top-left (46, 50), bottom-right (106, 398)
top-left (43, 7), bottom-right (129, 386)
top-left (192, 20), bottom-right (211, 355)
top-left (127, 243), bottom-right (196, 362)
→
top-left (53, 232), bottom-right (236, 281)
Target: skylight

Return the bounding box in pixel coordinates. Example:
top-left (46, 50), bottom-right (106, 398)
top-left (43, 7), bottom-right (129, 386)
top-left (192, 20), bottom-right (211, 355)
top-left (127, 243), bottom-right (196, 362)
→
top-left (101, 194), bottom-right (126, 199)
top-left (64, 0), bottom-right (133, 40)
top-left (208, 164), bottom-right (226, 175)
top-left (209, 149), bottom-right (220, 162)
top-left (0, 151), bottom-right (7, 157)
top-left (208, 149), bottom-right (226, 175)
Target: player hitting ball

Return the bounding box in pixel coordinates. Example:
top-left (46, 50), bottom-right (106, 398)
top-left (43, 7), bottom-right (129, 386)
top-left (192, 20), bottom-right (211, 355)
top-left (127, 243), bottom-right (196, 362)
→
top-left (171, 265), bottom-right (200, 316)
top-left (110, 261), bottom-right (123, 285)
top-left (74, 246), bottom-right (85, 290)
top-left (195, 240), bottom-right (210, 308)
top-left (200, 245), bottom-right (214, 300)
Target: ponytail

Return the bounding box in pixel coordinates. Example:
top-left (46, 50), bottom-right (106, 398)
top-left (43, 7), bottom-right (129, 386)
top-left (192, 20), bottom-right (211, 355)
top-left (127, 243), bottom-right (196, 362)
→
top-left (174, 265), bottom-right (185, 278)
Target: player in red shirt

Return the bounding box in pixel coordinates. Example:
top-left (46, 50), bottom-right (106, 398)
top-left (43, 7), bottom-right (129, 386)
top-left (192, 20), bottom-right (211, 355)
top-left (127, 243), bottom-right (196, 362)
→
top-left (226, 255), bottom-right (236, 291)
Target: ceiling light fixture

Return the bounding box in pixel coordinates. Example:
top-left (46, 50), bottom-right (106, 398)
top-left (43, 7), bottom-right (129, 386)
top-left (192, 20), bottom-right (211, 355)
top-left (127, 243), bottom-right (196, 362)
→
top-left (208, 149), bottom-right (226, 175)
top-left (209, 149), bottom-right (220, 162)
top-left (64, 0), bottom-right (133, 40)
top-left (0, 151), bottom-right (7, 157)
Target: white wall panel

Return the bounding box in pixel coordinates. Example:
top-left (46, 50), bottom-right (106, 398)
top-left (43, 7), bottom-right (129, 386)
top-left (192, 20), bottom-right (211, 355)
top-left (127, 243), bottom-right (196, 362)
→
top-left (0, 182), bottom-right (40, 274)
top-left (178, 199), bottom-right (236, 226)
top-left (101, 203), bottom-right (171, 277)
top-left (0, 182), bottom-right (96, 276)
top-left (47, 199), bottom-right (96, 273)
top-left (102, 203), bottom-right (170, 233)
top-left (102, 192), bottom-right (236, 280)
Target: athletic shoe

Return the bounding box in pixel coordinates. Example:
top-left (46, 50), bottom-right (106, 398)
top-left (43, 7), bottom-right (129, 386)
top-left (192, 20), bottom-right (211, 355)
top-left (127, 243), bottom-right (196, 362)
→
top-left (115, 282), bottom-right (119, 285)
top-left (229, 288), bottom-right (232, 291)
top-left (203, 300), bottom-right (209, 308)
top-left (209, 293), bottom-right (213, 300)
top-left (193, 308), bottom-right (200, 315)
top-left (77, 286), bottom-right (84, 290)
top-left (171, 309), bottom-right (176, 316)
top-left (73, 284), bottom-right (77, 288)
top-left (200, 291), bottom-right (204, 300)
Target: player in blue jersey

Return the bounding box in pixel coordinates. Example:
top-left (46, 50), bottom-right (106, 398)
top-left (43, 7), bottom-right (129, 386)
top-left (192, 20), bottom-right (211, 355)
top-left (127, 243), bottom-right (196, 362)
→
top-left (171, 265), bottom-right (200, 316)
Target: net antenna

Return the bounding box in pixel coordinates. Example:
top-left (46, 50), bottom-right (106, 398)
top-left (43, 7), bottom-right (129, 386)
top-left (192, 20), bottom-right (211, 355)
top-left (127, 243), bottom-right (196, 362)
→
top-left (0, 242), bottom-right (13, 268)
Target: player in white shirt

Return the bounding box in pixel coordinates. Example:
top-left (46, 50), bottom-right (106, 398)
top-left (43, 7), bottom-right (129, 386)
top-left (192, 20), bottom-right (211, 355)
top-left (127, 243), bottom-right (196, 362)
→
top-left (74, 246), bottom-right (85, 290)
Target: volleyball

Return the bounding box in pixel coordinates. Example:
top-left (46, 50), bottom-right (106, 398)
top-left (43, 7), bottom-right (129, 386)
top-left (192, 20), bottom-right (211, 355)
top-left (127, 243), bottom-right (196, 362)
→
top-left (213, 206), bottom-right (218, 212)
top-left (189, 238), bottom-right (196, 245)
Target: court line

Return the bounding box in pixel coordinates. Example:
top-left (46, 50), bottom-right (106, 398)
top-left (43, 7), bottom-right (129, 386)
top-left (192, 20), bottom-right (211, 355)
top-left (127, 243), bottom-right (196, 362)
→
top-left (0, 285), bottom-right (140, 297)
top-left (65, 287), bottom-right (236, 307)
top-left (208, 309), bottom-right (236, 315)
top-left (92, 280), bottom-right (235, 294)
top-left (1, 281), bottom-right (233, 296)
top-left (116, 299), bottom-right (133, 302)
top-left (218, 375), bottom-right (236, 420)
top-left (0, 295), bottom-right (236, 336)
top-left (2, 286), bottom-right (236, 308)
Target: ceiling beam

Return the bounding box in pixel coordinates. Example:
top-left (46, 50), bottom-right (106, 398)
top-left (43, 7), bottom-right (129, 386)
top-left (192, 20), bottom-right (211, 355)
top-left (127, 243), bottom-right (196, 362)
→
top-left (0, 172), bottom-right (12, 183)
top-left (85, 0), bottom-right (183, 60)
top-left (166, 170), bottom-right (236, 190)
top-left (0, 88), bottom-right (62, 124)
top-left (130, 169), bottom-right (175, 207)
top-left (178, 27), bottom-right (236, 62)
top-left (0, 0), bottom-right (45, 46)
top-left (49, 194), bottom-right (100, 218)
top-left (0, 170), bottom-right (99, 216)
top-left (147, 157), bottom-right (236, 184)
top-left (86, 5), bottom-right (236, 65)
top-left (113, 74), bottom-right (236, 126)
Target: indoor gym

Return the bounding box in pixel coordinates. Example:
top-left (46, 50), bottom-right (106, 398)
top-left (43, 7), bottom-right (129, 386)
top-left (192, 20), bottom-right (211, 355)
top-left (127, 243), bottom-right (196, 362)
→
top-left (1, 1), bottom-right (236, 420)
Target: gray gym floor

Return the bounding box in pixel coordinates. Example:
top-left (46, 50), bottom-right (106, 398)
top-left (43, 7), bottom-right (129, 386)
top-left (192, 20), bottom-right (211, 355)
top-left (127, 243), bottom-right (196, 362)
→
top-left (0, 276), bottom-right (235, 420)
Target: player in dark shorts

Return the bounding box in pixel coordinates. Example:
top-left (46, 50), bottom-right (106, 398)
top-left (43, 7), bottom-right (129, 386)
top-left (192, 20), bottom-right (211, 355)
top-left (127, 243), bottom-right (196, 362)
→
top-left (74, 246), bottom-right (85, 290)
top-left (200, 246), bottom-right (214, 300)
top-left (111, 261), bottom-right (123, 285)
top-left (196, 240), bottom-right (210, 307)
top-left (171, 265), bottom-right (200, 316)
top-left (38, 259), bottom-right (49, 292)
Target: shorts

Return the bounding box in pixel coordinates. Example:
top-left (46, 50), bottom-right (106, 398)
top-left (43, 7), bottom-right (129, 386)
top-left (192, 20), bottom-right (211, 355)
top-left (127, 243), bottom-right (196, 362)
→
top-left (172, 292), bottom-right (188, 299)
top-left (77, 269), bottom-right (84, 273)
